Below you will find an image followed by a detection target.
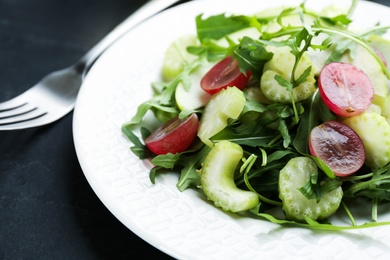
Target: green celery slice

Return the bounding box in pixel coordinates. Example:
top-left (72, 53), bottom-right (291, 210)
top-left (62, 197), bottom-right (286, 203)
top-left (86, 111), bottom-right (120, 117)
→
top-left (279, 157), bottom-right (343, 222)
top-left (197, 86), bottom-right (246, 147)
top-left (200, 140), bottom-right (259, 212)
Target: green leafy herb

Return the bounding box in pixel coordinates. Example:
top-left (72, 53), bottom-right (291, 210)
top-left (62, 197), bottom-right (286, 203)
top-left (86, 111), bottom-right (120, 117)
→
top-left (196, 14), bottom-right (251, 42)
top-left (344, 165), bottom-right (390, 200)
top-left (233, 36), bottom-right (273, 76)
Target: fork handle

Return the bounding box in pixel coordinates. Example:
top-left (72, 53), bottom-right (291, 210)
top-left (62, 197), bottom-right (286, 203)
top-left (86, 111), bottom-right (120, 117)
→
top-left (78, 0), bottom-right (184, 78)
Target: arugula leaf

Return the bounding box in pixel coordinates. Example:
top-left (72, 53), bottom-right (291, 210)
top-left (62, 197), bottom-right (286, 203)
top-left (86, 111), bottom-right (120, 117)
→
top-left (320, 15), bottom-right (352, 27)
top-left (293, 90), bottom-right (319, 155)
top-left (274, 74), bottom-right (293, 91)
top-left (344, 165), bottom-right (390, 200)
top-left (151, 153), bottom-right (181, 169)
top-left (177, 167), bottom-right (200, 191)
top-left (233, 36), bottom-right (273, 76)
top-left (310, 34), bottom-right (332, 51)
top-left (242, 99), bottom-right (267, 114)
top-left (294, 66), bottom-right (312, 86)
top-left (187, 40), bottom-right (231, 61)
top-left (177, 145), bottom-right (211, 191)
top-left (298, 178), bottom-right (319, 201)
top-left (196, 14), bottom-right (251, 42)
top-left (299, 174), bottom-right (341, 202)
top-left (149, 166), bottom-right (164, 184)
top-left (267, 150), bottom-right (297, 163)
top-left (210, 124), bottom-right (275, 147)
top-left (311, 156), bottom-right (336, 179)
top-left (121, 125), bottom-right (154, 159)
top-left (325, 38), bottom-right (356, 63)
top-left (250, 209), bottom-right (390, 230)
top-left (276, 7), bottom-right (297, 26)
top-left (278, 119), bottom-right (291, 148)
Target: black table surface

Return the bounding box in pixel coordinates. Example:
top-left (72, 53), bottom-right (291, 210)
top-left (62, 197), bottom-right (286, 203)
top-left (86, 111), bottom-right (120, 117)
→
top-left (0, 0), bottom-right (174, 259)
top-left (1, 0), bottom-right (389, 259)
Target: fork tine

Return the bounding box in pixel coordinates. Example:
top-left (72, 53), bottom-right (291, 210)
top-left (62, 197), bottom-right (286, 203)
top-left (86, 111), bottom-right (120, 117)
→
top-left (0, 88), bottom-right (37, 109)
top-left (0, 84), bottom-right (50, 126)
top-left (0, 103), bottom-right (33, 117)
top-left (0, 103), bottom-right (28, 113)
top-left (0, 81), bottom-right (77, 130)
top-left (0, 113), bottom-right (48, 127)
top-left (0, 105), bottom-right (47, 126)
top-left (0, 91), bottom-right (50, 126)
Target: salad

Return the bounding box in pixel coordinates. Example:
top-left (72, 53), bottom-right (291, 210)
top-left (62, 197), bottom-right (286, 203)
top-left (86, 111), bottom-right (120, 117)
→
top-left (122, 0), bottom-right (390, 230)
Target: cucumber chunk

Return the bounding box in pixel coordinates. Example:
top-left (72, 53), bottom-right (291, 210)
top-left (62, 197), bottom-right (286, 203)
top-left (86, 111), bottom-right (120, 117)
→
top-left (279, 157), bottom-right (343, 222)
top-left (340, 44), bottom-right (388, 106)
top-left (310, 41), bottom-right (388, 106)
top-left (197, 86), bottom-right (246, 147)
top-left (310, 35), bottom-right (388, 106)
top-left (343, 112), bottom-right (390, 168)
top-left (368, 34), bottom-right (390, 69)
top-left (162, 35), bottom-right (199, 81)
top-left (380, 95), bottom-right (390, 124)
top-left (175, 64), bottom-right (213, 111)
top-left (199, 140), bottom-right (259, 212)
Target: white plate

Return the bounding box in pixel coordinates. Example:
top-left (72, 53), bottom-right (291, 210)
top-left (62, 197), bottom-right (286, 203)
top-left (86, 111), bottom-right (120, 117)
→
top-left (73, 0), bottom-right (390, 259)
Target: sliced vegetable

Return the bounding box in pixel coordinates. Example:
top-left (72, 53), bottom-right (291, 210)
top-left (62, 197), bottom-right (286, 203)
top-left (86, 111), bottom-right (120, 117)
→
top-left (197, 86), bottom-right (246, 147)
top-left (380, 95), bottom-right (390, 124)
top-left (162, 35), bottom-right (199, 81)
top-left (369, 34), bottom-right (390, 68)
top-left (310, 36), bottom-right (388, 108)
top-left (340, 44), bottom-right (388, 107)
top-left (309, 120), bottom-right (365, 177)
top-left (244, 86), bottom-right (273, 105)
top-left (279, 157), bottom-right (343, 222)
top-left (343, 112), bottom-right (390, 168)
top-left (145, 113), bottom-right (199, 155)
top-left (199, 140), bottom-right (259, 212)
top-left (318, 62), bottom-right (374, 117)
top-left (261, 46), bottom-right (316, 103)
top-left (200, 56), bottom-right (251, 95)
top-left (175, 64), bottom-right (213, 111)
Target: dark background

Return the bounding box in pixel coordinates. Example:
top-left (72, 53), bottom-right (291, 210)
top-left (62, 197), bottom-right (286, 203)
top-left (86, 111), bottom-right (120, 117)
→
top-left (0, 0), bottom-right (389, 259)
top-left (0, 0), bottom-right (174, 259)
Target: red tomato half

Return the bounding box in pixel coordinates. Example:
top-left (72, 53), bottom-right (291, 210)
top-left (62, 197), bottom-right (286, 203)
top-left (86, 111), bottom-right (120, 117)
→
top-left (200, 56), bottom-right (251, 95)
top-left (145, 113), bottom-right (199, 155)
top-left (318, 62), bottom-right (374, 117)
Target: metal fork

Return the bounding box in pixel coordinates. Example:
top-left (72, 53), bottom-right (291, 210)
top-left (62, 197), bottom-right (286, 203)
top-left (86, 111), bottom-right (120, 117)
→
top-left (0, 0), bottom-right (183, 130)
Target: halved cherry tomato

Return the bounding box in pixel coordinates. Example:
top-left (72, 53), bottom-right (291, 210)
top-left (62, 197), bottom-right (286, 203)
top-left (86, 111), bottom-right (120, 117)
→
top-left (318, 62), bottom-right (374, 117)
top-left (309, 120), bottom-right (365, 177)
top-left (145, 113), bottom-right (199, 155)
top-left (200, 56), bottom-right (251, 95)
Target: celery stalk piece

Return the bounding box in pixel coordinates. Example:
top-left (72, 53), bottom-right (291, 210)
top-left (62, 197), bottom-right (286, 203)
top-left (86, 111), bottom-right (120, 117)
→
top-left (199, 140), bottom-right (259, 212)
top-left (197, 86), bottom-right (246, 147)
top-left (261, 46), bottom-right (316, 103)
top-left (279, 157), bottom-right (343, 222)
